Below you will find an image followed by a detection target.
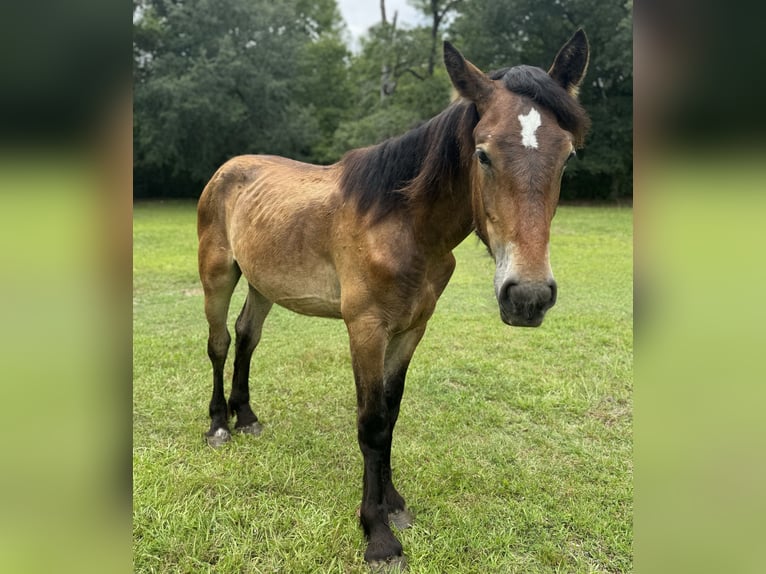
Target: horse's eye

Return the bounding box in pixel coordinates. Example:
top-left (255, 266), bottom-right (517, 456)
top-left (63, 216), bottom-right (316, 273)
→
top-left (567, 150), bottom-right (577, 163)
top-left (475, 148), bottom-right (491, 166)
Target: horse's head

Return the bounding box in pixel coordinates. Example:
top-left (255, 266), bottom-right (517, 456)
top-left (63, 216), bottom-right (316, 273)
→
top-left (444, 31), bottom-right (590, 327)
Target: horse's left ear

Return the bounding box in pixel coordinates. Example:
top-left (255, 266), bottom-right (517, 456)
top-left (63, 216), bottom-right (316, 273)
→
top-left (548, 28), bottom-right (589, 98)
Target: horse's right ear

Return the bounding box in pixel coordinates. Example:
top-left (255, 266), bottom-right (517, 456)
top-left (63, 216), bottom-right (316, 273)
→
top-left (444, 41), bottom-right (494, 105)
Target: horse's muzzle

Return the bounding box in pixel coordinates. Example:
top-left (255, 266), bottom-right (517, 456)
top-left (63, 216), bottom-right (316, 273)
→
top-left (497, 279), bottom-right (557, 327)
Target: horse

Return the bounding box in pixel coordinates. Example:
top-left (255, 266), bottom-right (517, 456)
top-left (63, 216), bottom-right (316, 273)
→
top-left (197, 30), bottom-right (590, 570)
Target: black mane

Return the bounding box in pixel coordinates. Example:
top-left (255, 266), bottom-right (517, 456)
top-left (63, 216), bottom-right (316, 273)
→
top-left (339, 100), bottom-right (477, 220)
top-left (490, 64), bottom-right (590, 147)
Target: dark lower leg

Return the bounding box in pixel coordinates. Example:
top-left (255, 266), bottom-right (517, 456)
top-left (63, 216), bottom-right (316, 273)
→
top-left (229, 344), bottom-right (258, 428)
top-left (347, 319), bottom-right (407, 563)
top-left (381, 363), bottom-right (409, 513)
top-left (199, 253), bottom-right (240, 446)
top-left (380, 326), bottom-right (426, 528)
top-left (358, 413), bottom-right (403, 563)
top-left (228, 288), bottom-right (271, 430)
top-left (206, 331), bottom-right (231, 442)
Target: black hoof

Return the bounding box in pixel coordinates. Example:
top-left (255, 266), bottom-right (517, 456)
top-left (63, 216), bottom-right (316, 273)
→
top-left (205, 427), bottom-right (231, 448)
top-left (368, 555), bottom-right (407, 572)
top-left (235, 420), bottom-right (263, 436)
top-left (389, 508), bottom-right (414, 530)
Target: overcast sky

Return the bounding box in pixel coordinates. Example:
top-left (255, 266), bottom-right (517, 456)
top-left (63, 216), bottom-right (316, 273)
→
top-left (336, 0), bottom-right (428, 51)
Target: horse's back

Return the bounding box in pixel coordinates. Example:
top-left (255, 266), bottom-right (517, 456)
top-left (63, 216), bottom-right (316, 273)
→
top-left (199, 154), bottom-right (336, 219)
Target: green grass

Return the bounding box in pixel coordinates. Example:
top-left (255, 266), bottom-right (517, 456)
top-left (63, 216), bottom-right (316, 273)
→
top-left (133, 201), bottom-right (632, 573)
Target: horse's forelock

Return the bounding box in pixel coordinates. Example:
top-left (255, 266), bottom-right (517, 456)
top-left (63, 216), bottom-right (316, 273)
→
top-left (490, 65), bottom-right (590, 147)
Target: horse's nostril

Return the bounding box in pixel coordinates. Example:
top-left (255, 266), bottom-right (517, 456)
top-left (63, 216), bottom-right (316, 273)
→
top-left (548, 280), bottom-right (558, 305)
top-left (500, 280), bottom-right (518, 304)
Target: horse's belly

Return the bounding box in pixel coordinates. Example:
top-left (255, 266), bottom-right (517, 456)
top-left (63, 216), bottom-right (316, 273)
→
top-left (275, 294), bottom-right (342, 318)
top-left (240, 258), bottom-right (342, 319)
top-left (271, 275), bottom-right (342, 318)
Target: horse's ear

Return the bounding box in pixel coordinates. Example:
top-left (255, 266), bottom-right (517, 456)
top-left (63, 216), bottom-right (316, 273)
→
top-left (444, 41), bottom-right (493, 105)
top-left (548, 28), bottom-right (589, 98)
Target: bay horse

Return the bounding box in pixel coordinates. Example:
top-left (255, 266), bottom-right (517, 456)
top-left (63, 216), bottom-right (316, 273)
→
top-left (197, 30), bottom-right (590, 570)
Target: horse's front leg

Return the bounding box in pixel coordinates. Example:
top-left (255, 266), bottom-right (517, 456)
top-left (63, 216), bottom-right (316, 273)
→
top-left (347, 317), bottom-right (406, 569)
top-left (381, 326), bottom-right (427, 530)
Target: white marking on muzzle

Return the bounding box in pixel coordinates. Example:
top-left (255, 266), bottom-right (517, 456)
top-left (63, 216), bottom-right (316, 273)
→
top-left (492, 242), bottom-right (519, 297)
top-left (518, 107), bottom-right (541, 149)
top-left (493, 240), bottom-right (554, 296)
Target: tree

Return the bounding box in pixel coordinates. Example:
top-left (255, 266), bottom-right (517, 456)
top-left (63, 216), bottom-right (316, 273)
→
top-left (329, 0), bottom-right (456, 155)
top-left (409, 0), bottom-right (463, 76)
top-left (133, 0), bottom-right (349, 197)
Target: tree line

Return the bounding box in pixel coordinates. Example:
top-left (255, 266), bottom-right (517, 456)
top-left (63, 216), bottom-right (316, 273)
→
top-left (134, 0), bottom-right (632, 201)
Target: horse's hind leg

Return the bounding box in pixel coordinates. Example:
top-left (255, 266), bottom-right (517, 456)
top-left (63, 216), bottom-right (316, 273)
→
top-left (229, 285), bottom-right (272, 435)
top-left (200, 244), bottom-right (241, 447)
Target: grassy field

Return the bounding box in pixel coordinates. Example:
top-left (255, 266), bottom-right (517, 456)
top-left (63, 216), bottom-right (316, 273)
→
top-left (133, 201), bottom-right (632, 573)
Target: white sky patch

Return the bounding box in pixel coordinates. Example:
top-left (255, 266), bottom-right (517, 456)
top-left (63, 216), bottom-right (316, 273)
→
top-left (518, 107), bottom-right (542, 149)
top-left (337, 0), bottom-right (427, 52)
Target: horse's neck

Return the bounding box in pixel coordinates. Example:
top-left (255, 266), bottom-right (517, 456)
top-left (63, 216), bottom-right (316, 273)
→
top-left (381, 100), bottom-right (478, 255)
top-left (410, 161), bottom-right (475, 256)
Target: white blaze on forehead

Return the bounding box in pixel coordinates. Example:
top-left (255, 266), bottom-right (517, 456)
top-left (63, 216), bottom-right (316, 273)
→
top-left (518, 107), bottom-right (542, 149)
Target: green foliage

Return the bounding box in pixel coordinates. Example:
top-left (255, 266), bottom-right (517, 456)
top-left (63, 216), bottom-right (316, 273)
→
top-left (331, 106), bottom-right (421, 153)
top-left (133, 0), bottom-right (349, 197)
top-left (295, 35), bottom-right (353, 163)
top-left (329, 31), bottom-right (452, 155)
top-left (328, 9), bottom-right (456, 155)
top-left (133, 0), bottom-right (632, 201)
